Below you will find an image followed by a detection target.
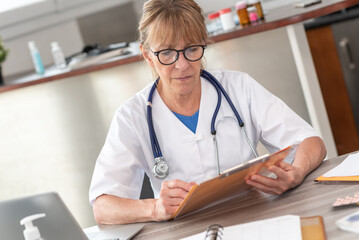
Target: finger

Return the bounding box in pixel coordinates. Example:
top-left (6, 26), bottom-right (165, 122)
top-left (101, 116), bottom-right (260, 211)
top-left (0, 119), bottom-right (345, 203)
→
top-left (267, 165), bottom-right (289, 181)
top-left (166, 197), bottom-right (185, 206)
top-left (246, 179), bottom-right (282, 195)
top-left (189, 181), bottom-right (197, 186)
top-left (167, 179), bottom-right (194, 191)
top-left (250, 174), bottom-right (279, 188)
top-left (268, 163), bottom-right (297, 183)
top-left (166, 188), bottom-right (190, 199)
top-left (277, 161), bottom-right (294, 171)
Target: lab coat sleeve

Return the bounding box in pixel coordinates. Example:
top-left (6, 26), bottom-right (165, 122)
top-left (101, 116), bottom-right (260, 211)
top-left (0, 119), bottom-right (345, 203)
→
top-left (89, 108), bottom-right (148, 205)
top-left (244, 74), bottom-right (318, 153)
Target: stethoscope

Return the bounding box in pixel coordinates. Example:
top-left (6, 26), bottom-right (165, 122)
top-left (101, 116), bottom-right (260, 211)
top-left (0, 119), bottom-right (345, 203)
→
top-left (147, 70), bottom-right (258, 179)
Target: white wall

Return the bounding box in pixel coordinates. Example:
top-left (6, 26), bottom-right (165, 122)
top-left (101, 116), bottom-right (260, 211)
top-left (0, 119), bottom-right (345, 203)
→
top-left (0, 0), bottom-right (130, 41)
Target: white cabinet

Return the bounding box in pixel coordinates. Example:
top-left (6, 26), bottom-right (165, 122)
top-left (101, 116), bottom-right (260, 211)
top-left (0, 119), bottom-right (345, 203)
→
top-left (0, 0), bottom-right (56, 28)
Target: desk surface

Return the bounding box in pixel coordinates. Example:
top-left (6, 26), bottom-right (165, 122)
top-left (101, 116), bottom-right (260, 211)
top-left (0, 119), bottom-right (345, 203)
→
top-left (134, 154), bottom-right (359, 240)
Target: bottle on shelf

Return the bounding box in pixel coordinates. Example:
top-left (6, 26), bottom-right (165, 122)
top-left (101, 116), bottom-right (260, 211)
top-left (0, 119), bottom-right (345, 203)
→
top-left (219, 8), bottom-right (236, 31)
top-left (248, 0), bottom-right (264, 20)
top-left (51, 42), bottom-right (67, 69)
top-left (28, 41), bottom-right (45, 75)
top-left (207, 12), bottom-right (223, 34)
top-left (247, 6), bottom-right (259, 23)
top-left (235, 1), bottom-right (250, 26)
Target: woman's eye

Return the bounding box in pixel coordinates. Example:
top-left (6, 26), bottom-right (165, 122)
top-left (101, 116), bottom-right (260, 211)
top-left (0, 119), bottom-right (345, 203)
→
top-left (160, 50), bottom-right (174, 56)
top-left (187, 46), bottom-right (199, 53)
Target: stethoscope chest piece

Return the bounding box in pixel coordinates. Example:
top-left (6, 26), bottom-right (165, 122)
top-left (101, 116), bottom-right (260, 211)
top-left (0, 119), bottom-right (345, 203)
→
top-left (152, 157), bottom-right (169, 179)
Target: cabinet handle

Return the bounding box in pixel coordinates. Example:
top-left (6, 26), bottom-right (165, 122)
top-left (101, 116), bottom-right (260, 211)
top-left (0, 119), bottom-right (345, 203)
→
top-left (339, 38), bottom-right (356, 70)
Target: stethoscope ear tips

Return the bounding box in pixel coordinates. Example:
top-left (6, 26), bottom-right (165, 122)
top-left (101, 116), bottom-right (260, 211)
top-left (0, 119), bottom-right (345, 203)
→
top-left (153, 157), bottom-right (169, 179)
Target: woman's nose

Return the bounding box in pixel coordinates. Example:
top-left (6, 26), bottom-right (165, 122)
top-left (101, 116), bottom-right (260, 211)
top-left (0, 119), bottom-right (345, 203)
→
top-left (174, 51), bottom-right (190, 69)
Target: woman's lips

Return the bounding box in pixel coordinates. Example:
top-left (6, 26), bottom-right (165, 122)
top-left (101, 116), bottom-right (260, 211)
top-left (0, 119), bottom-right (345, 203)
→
top-left (173, 76), bottom-right (191, 81)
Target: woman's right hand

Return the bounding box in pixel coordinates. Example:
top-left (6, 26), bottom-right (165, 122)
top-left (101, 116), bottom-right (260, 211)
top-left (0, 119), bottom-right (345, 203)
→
top-left (153, 179), bottom-right (196, 221)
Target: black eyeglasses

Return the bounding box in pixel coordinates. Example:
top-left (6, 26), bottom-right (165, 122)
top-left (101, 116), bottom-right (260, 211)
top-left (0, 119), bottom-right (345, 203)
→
top-left (150, 45), bottom-right (207, 65)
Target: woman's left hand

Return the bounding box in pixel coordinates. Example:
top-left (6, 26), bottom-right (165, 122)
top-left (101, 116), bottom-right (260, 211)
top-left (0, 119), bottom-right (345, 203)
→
top-left (246, 136), bottom-right (326, 195)
top-left (245, 161), bottom-right (306, 195)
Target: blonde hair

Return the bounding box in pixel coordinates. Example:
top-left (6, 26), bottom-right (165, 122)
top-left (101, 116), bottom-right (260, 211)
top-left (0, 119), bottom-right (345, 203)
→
top-left (138, 0), bottom-right (209, 48)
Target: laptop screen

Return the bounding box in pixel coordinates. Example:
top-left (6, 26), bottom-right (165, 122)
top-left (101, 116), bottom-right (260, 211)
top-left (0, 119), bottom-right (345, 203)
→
top-left (0, 192), bottom-right (88, 240)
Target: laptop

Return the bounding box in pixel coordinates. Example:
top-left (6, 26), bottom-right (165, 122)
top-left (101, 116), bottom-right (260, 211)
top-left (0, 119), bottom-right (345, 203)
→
top-left (0, 192), bottom-right (89, 240)
top-left (0, 192), bottom-right (145, 240)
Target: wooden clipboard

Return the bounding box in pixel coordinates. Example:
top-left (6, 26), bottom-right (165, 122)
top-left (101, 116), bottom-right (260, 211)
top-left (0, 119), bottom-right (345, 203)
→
top-left (171, 146), bottom-right (294, 219)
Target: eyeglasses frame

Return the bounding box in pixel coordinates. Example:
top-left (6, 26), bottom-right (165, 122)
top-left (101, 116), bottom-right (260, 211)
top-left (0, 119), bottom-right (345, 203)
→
top-left (150, 44), bottom-right (207, 65)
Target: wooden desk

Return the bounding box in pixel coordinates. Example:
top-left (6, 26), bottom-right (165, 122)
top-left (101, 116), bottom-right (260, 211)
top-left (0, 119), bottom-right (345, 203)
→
top-left (134, 154), bottom-right (359, 240)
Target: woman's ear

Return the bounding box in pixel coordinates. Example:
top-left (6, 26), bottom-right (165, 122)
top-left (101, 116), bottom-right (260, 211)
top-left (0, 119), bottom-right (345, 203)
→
top-left (140, 44), bottom-right (154, 68)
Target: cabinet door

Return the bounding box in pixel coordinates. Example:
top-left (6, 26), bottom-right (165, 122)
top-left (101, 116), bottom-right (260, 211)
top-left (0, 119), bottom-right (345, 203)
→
top-left (332, 17), bottom-right (359, 131)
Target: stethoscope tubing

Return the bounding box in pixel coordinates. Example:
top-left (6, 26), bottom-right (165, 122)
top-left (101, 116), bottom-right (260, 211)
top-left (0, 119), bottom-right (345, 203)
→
top-left (147, 80), bottom-right (162, 158)
top-left (201, 70), bottom-right (245, 130)
top-left (146, 70), bottom-right (257, 178)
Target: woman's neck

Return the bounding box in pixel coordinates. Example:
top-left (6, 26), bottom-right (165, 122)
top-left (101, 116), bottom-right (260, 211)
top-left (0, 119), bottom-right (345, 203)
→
top-left (157, 80), bottom-right (201, 116)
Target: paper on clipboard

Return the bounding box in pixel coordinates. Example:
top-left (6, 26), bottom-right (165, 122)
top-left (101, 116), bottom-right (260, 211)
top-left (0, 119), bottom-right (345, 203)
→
top-left (171, 146), bottom-right (295, 219)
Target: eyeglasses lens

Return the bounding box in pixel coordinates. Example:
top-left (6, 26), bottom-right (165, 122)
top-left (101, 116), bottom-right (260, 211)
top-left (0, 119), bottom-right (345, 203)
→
top-left (158, 46), bottom-right (204, 65)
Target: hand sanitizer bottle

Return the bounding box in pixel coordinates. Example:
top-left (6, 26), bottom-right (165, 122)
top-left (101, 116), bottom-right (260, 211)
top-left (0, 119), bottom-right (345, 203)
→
top-left (28, 41), bottom-right (45, 75)
top-left (20, 213), bottom-right (46, 240)
top-left (51, 42), bottom-right (66, 69)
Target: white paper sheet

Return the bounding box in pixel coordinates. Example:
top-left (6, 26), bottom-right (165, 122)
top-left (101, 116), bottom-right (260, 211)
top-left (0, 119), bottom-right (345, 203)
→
top-left (323, 152), bottom-right (359, 177)
top-left (180, 215), bottom-right (302, 240)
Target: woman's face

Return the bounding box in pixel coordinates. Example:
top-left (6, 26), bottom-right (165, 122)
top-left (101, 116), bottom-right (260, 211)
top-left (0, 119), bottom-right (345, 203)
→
top-left (141, 39), bottom-right (203, 98)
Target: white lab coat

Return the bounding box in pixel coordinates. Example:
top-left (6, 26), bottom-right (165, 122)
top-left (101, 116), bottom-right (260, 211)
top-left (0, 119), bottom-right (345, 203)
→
top-left (89, 69), bottom-right (318, 204)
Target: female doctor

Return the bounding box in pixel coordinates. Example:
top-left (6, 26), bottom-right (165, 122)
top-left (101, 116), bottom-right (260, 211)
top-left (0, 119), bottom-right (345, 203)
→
top-left (89, 0), bottom-right (326, 224)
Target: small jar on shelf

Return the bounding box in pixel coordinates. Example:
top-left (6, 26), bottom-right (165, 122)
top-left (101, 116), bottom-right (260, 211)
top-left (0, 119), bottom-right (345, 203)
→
top-left (206, 12), bottom-right (223, 34)
top-left (247, 0), bottom-right (264, 20)
top-left (219, 8), bottom-right (236, 31)
top-left (247, 6), bottom-right (259, 23)
top-left (235, 1), bottom-right (250, 26)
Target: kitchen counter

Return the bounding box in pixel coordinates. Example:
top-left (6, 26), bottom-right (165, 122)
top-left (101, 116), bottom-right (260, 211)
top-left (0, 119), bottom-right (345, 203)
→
top-left (1, 0), bottom-right (358, 94)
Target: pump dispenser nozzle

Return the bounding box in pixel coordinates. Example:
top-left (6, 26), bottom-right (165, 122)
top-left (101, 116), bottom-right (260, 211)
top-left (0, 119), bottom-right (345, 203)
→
top-left (20, 213), bottom-right (46, 240)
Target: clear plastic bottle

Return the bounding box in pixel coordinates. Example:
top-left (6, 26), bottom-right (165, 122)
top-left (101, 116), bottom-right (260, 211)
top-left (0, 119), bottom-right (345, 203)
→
top-left (248, 0), bottom-right (264, 20)
top-left (219, 8), bottom-right (236, 31)
top-left (51, 42), bottom-right (66, 69)
top-left (28, 41), bottom-right (45, 75)
top-left (236, 1), bottom-right (250, 26)
top-left (207, 12), bottom-right (223, 34)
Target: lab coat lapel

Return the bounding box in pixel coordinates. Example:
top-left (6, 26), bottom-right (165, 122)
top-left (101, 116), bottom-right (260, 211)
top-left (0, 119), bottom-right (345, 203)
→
top-left (149, 78), bottom-right (214, 181)
top-left (151, 88), bottom-right (195, 138)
